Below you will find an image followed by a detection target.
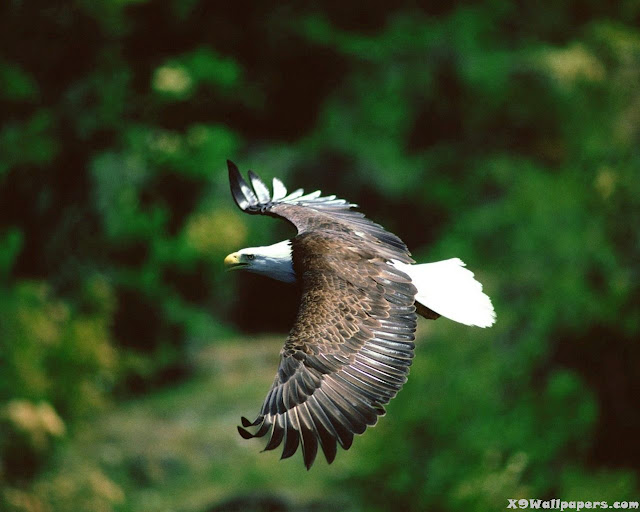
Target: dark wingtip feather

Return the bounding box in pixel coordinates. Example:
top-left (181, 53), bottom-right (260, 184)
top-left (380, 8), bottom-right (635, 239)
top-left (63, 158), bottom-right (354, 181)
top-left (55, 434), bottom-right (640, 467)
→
top-left (227, 160), bottom-right (258, 212)
top-left (301, 427), bottom-right (318, 469)
top-left (281, 425), bottom-right (300, 460)
top-left (241, 416), bottom-right (253, 428)
top-left (263, 421), bottom-right (285, 452)
top-left (324, 448), bottom-right (336, 465)
top-left (237, 426), bottom-right (253, 439)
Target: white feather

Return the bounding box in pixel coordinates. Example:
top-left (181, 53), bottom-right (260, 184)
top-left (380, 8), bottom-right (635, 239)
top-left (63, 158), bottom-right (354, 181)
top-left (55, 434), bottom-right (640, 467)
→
top-left (393, 258), bottom-right (496, 328)
top-left (274, 182), bottom-right (354, 208)
top-left (283, 188), bottom-right (304, 201)
top-left (272, 178), bottom-right (287, 201)
top-left (296, 190), bottom-right (322, 201)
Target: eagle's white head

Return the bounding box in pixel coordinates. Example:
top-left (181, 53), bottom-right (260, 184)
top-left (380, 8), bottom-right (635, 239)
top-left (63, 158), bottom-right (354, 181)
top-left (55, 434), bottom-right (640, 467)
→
top-left (224, 240), bottom-right (296, 283)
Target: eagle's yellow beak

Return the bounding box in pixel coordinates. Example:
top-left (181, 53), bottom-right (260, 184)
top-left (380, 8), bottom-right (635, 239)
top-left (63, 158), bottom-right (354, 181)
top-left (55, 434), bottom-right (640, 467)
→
top-left (224, 252), bottom-right (243, 270)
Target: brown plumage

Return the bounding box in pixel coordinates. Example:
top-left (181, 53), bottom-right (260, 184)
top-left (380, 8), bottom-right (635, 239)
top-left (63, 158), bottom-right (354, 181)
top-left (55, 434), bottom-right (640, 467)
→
top-left (229, 161), bottom-right (433, 469)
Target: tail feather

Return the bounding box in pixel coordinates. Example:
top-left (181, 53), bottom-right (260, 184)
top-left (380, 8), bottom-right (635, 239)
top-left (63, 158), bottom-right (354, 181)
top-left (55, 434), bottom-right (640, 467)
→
top-left (393, 259), bottom-right (496, 328)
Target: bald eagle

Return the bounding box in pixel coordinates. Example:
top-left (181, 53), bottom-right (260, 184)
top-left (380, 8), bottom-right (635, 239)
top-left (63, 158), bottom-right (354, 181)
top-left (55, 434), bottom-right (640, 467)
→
top-left (224, 161), bottom-right (495, 469)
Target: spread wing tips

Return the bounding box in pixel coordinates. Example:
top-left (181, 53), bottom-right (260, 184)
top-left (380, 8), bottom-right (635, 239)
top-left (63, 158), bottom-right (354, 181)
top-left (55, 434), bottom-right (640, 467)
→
top-left (238, 388), bottom-right (383, 467)
top-left (227, 161), bottom-right (358, 218)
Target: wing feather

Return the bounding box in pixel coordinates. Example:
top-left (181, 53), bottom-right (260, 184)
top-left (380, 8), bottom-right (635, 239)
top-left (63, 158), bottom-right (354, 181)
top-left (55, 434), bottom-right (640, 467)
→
top-left (313, 391), bottom-right (354, 449)
top-left (305, 397), bottom-right (338, 463)
top-left (248, 170), bottom-right (271, 203)
top-left (272, 177), bottom-right (288, 201)
top-left (297, 404), bottom-right (319, 469)
top-left (281, 415), bottom-right (300, 460)
top-left (227, 160), bottom-right (258, 210)
top-left (263, 415), bottom-right (285, 451)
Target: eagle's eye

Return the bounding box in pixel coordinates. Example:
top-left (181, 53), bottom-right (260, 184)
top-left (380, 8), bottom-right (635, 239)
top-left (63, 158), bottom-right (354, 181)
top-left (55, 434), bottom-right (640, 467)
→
top-left (247, 254), bottom-right (255, 261)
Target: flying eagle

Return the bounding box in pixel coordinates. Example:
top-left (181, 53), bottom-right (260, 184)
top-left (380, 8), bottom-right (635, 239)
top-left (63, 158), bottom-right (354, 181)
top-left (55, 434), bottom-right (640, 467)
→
top-left (224, 161), bottom-right (495, 469)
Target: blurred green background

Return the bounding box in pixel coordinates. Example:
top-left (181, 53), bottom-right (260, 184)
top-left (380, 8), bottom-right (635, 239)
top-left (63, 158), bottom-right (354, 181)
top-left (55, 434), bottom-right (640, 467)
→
top-left (1, 1), bottom-right (639, 511)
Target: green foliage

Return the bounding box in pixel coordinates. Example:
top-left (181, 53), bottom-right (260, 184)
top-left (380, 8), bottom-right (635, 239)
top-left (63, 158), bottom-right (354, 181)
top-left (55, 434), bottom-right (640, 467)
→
top-left (0, 111), bottom-right (58, 176)
top-left (153, 48), bottom-right (243, 99)
top-left (0, 61), bottom-right (39, 102)
top-left (0, 278), bottom-right (117, 493)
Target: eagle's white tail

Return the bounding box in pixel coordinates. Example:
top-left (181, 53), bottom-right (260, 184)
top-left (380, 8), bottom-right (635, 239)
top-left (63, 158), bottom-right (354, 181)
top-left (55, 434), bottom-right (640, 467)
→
top-left (393, 259), bottom-right (496, 328)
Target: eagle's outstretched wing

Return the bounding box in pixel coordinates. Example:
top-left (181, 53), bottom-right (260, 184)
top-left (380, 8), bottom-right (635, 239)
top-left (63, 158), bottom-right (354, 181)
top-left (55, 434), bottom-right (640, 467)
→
top-left (229, 162), bottom-right (419, 468)
top-left (227, 160), bottom-right (413, 264)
